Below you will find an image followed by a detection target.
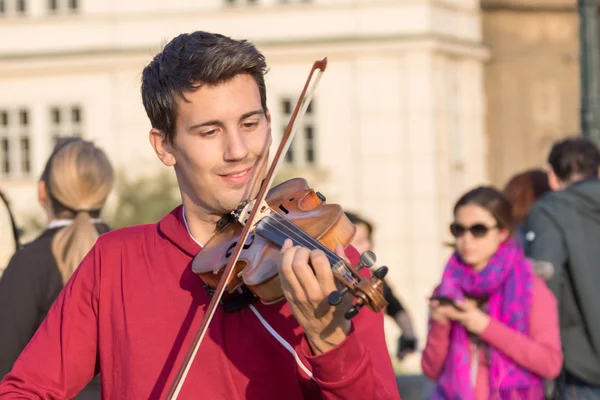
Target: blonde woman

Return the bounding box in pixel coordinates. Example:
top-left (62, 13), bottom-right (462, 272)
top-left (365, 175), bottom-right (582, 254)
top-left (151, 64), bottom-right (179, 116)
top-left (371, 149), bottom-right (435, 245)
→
top-left (0, 137), bottom-right (114, 398)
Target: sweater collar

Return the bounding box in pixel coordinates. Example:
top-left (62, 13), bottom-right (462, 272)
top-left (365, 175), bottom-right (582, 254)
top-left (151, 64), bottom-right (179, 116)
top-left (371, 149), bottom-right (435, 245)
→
top-left (157, 205), bottom-right (203, 257)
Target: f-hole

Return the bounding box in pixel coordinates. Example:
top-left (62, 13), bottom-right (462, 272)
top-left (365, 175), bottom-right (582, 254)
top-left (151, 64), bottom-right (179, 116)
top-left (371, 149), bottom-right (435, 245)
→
top-left (225, 234), bottom-right (255, 258)
top-left (279, 204), bottom-right (290, 214)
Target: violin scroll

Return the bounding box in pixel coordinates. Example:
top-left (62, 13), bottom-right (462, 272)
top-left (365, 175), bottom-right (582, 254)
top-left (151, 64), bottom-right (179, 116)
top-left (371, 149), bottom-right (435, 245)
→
top-left (326, 250), bottom-right (376, 306)
top-left (343, 264), bottom-right (389, 320)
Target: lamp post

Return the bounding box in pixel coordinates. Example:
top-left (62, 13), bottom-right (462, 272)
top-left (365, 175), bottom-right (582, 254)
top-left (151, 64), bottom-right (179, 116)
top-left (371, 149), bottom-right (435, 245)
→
top-left (579, 0), bottom-right (600, 145)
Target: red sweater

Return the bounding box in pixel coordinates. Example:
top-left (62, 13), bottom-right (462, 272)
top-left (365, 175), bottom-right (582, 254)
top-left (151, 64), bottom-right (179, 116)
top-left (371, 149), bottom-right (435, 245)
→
top-left (421, 276), bottom-right (562, 399)
top-left (0, 206), bottom-right (400, 399)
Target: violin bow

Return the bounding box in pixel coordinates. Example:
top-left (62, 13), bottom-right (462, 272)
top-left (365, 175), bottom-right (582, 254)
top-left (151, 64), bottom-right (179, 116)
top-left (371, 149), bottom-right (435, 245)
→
top-left (165, 58), bottom-right (328, 399)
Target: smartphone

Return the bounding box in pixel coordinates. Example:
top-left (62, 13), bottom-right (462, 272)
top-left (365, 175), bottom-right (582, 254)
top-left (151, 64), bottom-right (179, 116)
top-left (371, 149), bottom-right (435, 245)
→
top-left (429, 295), bottom-right (464, 311)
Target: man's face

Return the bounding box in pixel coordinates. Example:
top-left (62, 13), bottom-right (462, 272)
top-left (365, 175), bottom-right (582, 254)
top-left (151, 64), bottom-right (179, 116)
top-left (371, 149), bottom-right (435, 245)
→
top-left (158, 73), bottom-right (272, 218)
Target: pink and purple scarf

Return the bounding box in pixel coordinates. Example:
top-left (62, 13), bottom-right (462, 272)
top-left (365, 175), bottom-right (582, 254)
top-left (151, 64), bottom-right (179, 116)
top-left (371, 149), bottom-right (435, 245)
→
top-left (431, 238), bottom-right (543, 400)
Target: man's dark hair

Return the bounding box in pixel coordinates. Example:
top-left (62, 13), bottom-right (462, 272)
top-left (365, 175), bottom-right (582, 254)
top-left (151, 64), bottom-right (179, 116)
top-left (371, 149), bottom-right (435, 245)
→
top-left (345, 211), bottom-right (374, 241)
top-left (141, 31), bottom-right (268, 144)
top-left (548, 137), bottom-right (600, 182)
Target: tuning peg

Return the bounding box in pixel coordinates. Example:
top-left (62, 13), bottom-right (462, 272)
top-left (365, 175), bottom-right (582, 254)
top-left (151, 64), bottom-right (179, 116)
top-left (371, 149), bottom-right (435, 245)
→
top-left (327, 287), bottom-right (349, 306)
top-left (373, 266), bottom-right (388, 280)
top-left (344, 303), bottom-right (363, 319)
top-left (357, 250), bottom-right (376, 270)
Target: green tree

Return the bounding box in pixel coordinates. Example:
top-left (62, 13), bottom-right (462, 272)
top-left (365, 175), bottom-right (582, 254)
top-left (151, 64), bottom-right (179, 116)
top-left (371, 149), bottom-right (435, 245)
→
top-left (107, 170), bottom-right (180, 229)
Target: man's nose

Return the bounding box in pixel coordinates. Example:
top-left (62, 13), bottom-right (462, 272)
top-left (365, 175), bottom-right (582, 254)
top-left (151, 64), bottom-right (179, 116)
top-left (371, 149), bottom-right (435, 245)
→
top-left (224, 129), bottom-right (249, 161)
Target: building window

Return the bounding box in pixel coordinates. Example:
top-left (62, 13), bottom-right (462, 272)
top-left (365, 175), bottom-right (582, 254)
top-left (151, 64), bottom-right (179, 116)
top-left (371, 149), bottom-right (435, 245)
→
top-left (1, 138), bottom-right (9, 175)
top-left (20, 136), bottom-right (30, 173)
top-left (50, 104), bottom-right (84, 145)
top-left (0, 107), bottom-right (32, 179)
top-left (0, 0), bottom-right (32, 16)
top-left (225, 0), bottom-right (259, 5)
top-left (281, 97), bottom-right (317, 167)
top-left (48, 0), bottom-right (79, 14)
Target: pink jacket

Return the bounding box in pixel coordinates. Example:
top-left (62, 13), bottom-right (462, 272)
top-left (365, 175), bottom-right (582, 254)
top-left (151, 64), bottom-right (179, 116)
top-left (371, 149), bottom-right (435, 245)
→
top-left (422, 276), bottom-right (562, 399)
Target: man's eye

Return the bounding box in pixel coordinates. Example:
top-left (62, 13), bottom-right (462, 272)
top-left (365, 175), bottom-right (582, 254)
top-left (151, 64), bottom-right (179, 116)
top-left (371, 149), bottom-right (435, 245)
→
top-left (200, 130), bottom-right (216, 136)
top-left (242, 122), bottom-right (258, 129)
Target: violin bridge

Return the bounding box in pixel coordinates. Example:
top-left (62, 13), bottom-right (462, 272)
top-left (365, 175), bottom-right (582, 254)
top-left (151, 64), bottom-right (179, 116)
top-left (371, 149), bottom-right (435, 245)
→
top-left (236, 199), bottom-right (273, 228)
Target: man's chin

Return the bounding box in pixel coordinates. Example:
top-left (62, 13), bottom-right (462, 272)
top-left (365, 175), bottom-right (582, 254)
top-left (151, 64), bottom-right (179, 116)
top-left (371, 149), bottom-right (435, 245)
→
top-left (217, 193), bottom-right (250, 214)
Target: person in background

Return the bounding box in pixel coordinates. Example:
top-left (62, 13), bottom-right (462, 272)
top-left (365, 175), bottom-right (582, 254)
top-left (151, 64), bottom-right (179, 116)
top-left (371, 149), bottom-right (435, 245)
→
top-left (0, 137), bottom-right (115, 399)
top-left (345, 211), bottom-right (418, 361)
top-left (525, 137), bottom-right (600, 399)
top-left (422, 186), bottom-right (562, 399)
top-left (502, 169), bottom-right (551, 249)
top-left (502, 169), bottom-right (554, 281)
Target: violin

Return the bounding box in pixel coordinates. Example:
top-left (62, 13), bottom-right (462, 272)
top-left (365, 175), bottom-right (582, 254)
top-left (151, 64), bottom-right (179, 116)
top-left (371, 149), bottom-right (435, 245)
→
top-left (193, 177), bottom-right (388, 313)
top-left (166, 58), bottom-right (389, 399)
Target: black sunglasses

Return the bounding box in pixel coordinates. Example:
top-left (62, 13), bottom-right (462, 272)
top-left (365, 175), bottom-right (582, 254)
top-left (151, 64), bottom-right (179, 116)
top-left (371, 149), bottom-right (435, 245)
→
top-left (450, 222), bottom-right (498, 238)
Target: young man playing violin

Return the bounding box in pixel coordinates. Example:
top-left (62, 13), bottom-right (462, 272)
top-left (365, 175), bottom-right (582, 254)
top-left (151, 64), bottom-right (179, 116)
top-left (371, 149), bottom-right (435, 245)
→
top-left (0, 31), bottom-right (400, 399)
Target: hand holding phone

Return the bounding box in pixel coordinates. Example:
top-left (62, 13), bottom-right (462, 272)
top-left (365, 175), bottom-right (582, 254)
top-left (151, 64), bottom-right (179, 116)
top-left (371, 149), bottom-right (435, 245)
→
top-left (428, 296), bottom-right (490, 334)
top-left (429, 295), bottom-right (464, 311)
top-left (428, 295), bottom-right (465, 323)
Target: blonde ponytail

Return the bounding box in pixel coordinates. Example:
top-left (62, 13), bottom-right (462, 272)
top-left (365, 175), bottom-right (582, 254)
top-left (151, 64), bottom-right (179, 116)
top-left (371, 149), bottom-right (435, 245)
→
top-left (45, 139), bottom-right (114, 283)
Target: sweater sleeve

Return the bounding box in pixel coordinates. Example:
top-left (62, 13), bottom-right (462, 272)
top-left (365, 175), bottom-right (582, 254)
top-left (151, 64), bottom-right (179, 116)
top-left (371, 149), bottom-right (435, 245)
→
top-left (299, 310), bottom-right (401, 400)
top-left (0, 244), bottom-right (101, 398)
top-left (524, 205), bottom-right (568, 296)
top-left (479, 277), bottom-right (563, 379)
top-left (421, 321), bottom-right (452, 380)
top-left (296, 244), bottom-right (401, 400)
top-left (383, 280), bottom-right (405, 318)
top-left (0, 251), bottom-right (43, 377)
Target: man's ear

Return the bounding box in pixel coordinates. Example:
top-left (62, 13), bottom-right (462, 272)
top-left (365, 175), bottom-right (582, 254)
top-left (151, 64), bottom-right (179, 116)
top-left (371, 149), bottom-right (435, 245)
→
top-left (149, 129), bottom-right (176, 167)
top-left (38, 180), bottom-right (48, 209)
top-left (547, 168), bottom-right (561, 191)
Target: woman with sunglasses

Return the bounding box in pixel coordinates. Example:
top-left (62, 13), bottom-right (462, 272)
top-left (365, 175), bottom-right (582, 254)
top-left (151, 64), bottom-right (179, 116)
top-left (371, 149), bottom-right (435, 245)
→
top-left (421, 186), bottom-right (562, 400)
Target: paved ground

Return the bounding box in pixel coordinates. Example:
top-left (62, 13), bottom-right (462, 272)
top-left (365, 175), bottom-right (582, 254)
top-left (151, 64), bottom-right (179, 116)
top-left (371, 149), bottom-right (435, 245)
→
top-left (396, 375), bottom-right (435, 400)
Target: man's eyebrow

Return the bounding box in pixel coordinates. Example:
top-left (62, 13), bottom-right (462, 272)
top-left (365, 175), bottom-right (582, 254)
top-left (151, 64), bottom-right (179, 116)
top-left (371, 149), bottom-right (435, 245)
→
top-left (187, 109), bottom-right (264, 131)
top-left (239, 110), bottom-right (264, 120)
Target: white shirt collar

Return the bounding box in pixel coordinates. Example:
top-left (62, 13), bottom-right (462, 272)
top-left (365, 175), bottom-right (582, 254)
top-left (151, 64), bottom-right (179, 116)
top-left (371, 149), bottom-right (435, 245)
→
top-left (182, 206), bottom-right (204, 247)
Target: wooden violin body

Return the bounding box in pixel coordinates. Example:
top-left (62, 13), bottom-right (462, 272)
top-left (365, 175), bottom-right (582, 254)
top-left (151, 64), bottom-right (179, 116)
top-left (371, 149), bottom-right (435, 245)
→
top-left (192, 178), bottom-right (358, 305)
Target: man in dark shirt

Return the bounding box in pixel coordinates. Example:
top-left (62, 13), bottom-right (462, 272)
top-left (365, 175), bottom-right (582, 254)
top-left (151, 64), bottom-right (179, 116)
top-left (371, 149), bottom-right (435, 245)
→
top-left (525, 137), bottom-right (600, 399)
top-left (346, 211), bottom-right (418, 360)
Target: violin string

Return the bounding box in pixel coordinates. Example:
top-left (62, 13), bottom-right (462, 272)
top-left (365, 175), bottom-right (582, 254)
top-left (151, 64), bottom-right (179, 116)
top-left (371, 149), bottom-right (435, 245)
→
top-left (268, 213), bottom-right (358, 283)
top-left (259, 214), bottom-right (358, 284)
top-left (260, 216), bottom-right (356, 284)
top-left (267, 213), bottom-right (342, 262)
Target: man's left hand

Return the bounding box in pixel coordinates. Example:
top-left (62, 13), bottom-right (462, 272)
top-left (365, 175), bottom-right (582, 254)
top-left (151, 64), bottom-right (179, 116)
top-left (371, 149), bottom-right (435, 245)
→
top-left (279, 239), bottom-right (352, 355)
